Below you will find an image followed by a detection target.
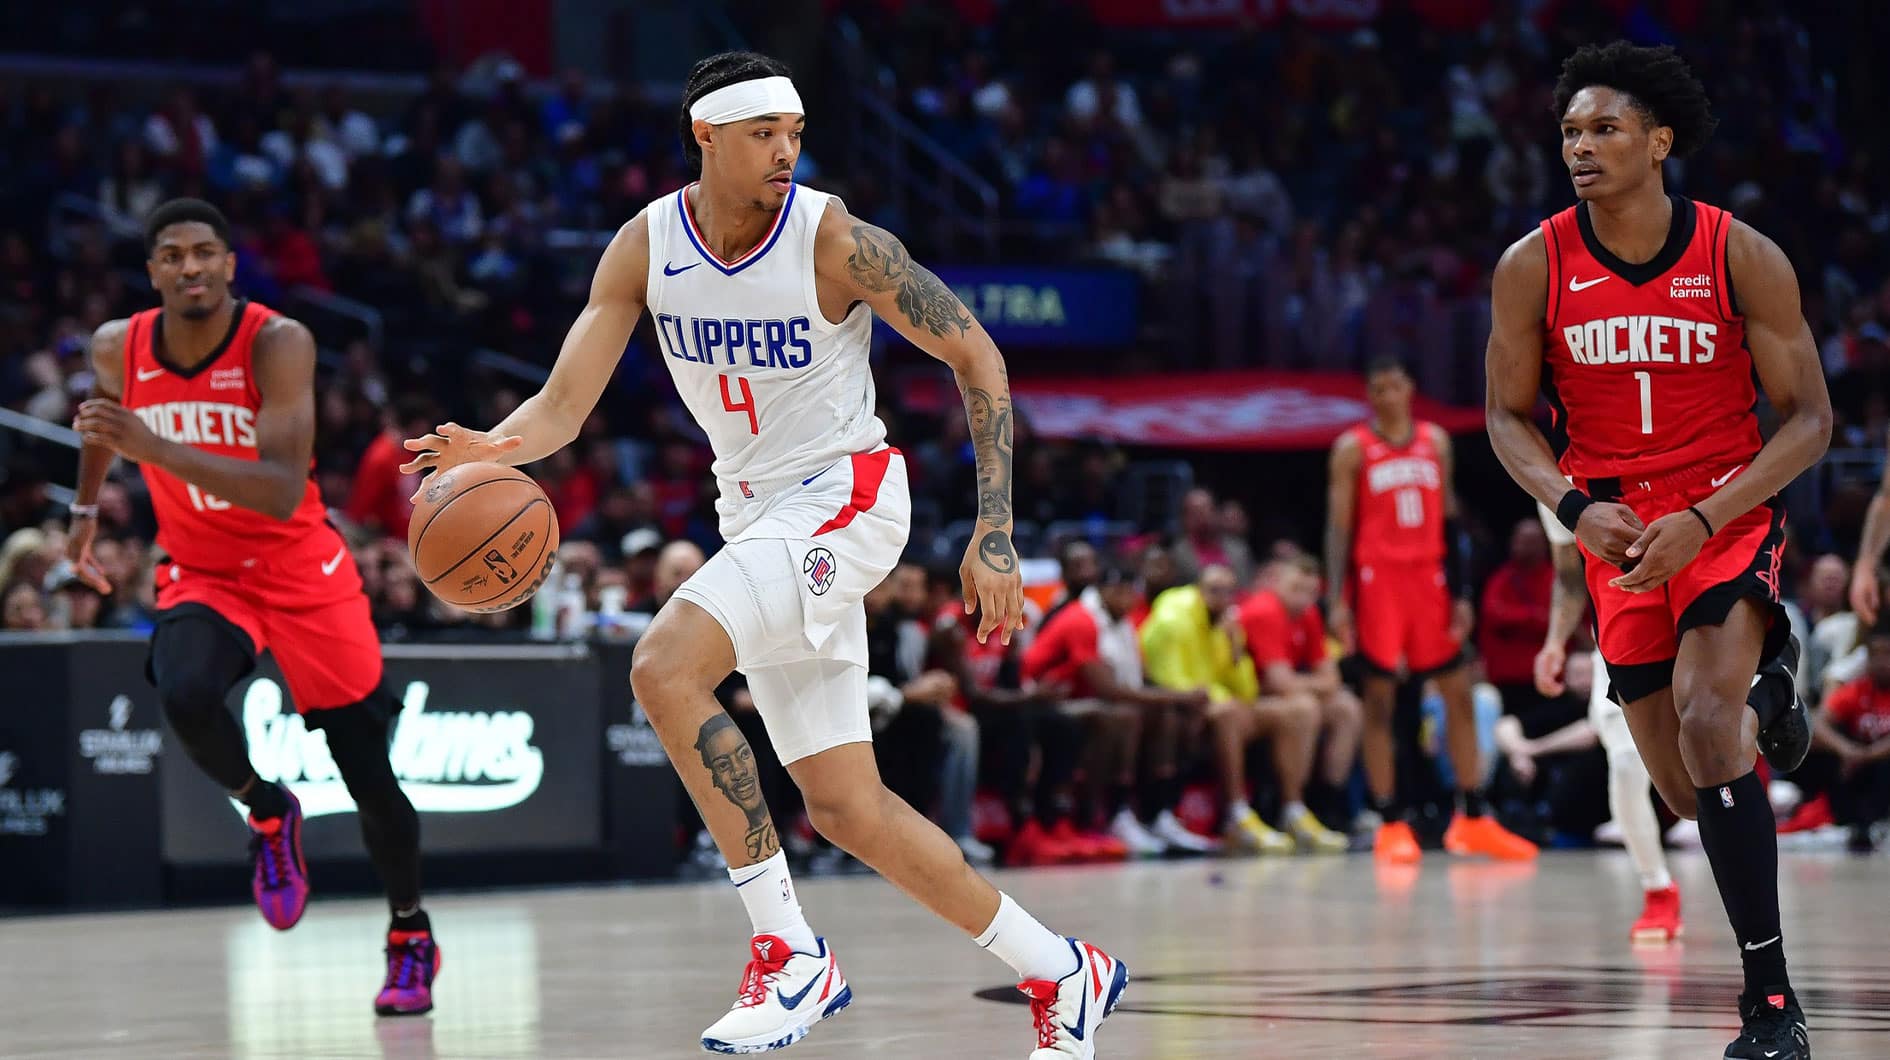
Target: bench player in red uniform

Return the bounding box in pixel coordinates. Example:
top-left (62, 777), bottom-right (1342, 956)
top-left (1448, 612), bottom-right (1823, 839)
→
top-left (1327, 358), bottom-right (1538, 864)
top-left (67, 199), bottom-right (439, 1016)
top-left (1488, 44), bottom-right (1823, 1059)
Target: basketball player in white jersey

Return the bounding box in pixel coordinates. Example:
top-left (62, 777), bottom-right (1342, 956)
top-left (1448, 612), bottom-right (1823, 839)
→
top-left (1532, 502), bottom-right (1683, 943)
top-left (401, 52), bottom-right (1126, 1057)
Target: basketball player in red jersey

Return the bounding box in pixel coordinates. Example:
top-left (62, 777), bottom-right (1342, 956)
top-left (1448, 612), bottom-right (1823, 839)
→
top-left (66, 199), bottom-right (440, 1016)
top-left (1488, 44), bottom-right (1825, 1059)
top-left (1326, 359), bottom-right (1538, 864)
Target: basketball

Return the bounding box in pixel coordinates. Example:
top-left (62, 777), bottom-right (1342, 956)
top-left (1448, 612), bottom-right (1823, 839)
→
top-left (408, 462), bottom-right (560, 612)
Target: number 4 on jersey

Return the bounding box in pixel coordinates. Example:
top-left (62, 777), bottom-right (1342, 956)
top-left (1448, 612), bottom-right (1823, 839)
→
top-left (720, 374), bottom-right (758, 435)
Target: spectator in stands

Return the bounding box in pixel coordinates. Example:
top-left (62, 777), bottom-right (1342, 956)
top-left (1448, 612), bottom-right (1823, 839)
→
top-left (1480, 519), bottom-right (1556, 716)
top-left (1812, 627), bottom-right (1890, 853)
top-left (3, 581), bottom-right (46, 630)
top-left (1239, 554), bottom-right (1364, 835)
top-left (1170, 488), bottom-right (1255, 585)
top-left (47, 565), bottom-right (105, 630)
top-left (345, 395), bottom-right (438, 540)
top-left (98, 140), bottom-right (163, 228)
top-left (1142, 564), bottom-right (1331, 854)
top-left (931, 566), bottom-right (1086, 865)
top-left (1490, 653), bottom-right (1610, 844)
top-left (1022, 560), bottom-right (1213, 861)
top-left (1042, 539), bottom-right (1098, 623)
top-left (0, 462), bottom-right (52, 539)
top-left (0, 526), bottom-right (54, 594)
top-left (631, 540), bottom-right (704, 615)
top-left (1797, 553), bottom-right (1853, 700)
top-left (864, 562), bottom-right (981, 861)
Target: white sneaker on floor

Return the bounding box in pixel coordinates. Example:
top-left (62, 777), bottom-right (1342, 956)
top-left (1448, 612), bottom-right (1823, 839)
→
top-left (958, 834), bottom-right (997, 865)
top-left (1108, 809), bottom-right (1169, 857)
top-left (1151, 809), bottom-right (1221, 854)
top-left (1018, 937), bottom-right (1128, 1059)
top-left (700, 935), bottom-right (850, 1054)
top-left (1665, 818), bottom-right (1702, 848)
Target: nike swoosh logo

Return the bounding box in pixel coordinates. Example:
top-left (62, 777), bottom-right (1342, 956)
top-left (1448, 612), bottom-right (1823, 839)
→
top-left (1744, 935), bottom-right (1781, 951)
top-left (136, 366), bottom-right (166, 382)
top-left (1711, 465), bottom-right (1744, 487)
top-left (320, 547), bottom-right (347, 576)
top-left (801, 461), bottom-right (841, 486)
top-left (1568, 275), bottom-right (1611, 292)
top-left (731, 869), bottom-right (769, 887)
top-left (663, 261), bottom-right (700, 276)
top-left (1061, 981), bottom-right (1089, 1040)
top-left (778, 969), bottom-right (824, 1011)
top-left (1765, 1051), bottom-right (1779, 1057)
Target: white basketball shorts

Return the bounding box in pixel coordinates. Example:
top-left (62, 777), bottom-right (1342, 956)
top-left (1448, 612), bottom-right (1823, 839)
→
top-left (671, 446), bottom-right (911, 763)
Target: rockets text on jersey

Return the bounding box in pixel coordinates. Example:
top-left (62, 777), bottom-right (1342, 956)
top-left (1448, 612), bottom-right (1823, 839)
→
top-left (1540, 195), bottom-right (1760, 481)
top-left (643, 182), bottom-right (887, 526)
top-left (118, 300), bottom-right (331, 574)
top-left (1348, 422), bottom-right (1446, 569)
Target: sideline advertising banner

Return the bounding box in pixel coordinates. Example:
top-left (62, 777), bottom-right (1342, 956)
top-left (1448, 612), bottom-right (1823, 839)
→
top-left (0, 633), bottom-right (164, 906)
top-left (880, 266), bottom-right (1141, 349)
top-left (162, 644), bottom-right (603, 866)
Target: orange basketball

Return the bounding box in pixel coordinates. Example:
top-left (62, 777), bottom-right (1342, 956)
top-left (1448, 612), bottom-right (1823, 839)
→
top-left (408, 462), bottom-right (560, 612)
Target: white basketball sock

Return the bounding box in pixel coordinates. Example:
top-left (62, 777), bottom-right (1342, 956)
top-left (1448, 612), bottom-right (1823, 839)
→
top-left (975, 892), bottom-right (1078, 982)
top-left (1607, 748), bottom-right (1672, 892)
top-left (728, 851), bottom-right (818, 954)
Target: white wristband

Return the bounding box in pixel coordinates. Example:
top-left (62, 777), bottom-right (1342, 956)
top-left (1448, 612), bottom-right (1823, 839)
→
top-left (69, 503), bottom-right (99, 518)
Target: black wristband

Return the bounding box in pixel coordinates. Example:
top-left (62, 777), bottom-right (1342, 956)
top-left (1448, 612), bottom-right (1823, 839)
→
top-left (1555, 489), bottom-right (1592, 532)
top-left (1687, 505), bottom-right (1714, 537)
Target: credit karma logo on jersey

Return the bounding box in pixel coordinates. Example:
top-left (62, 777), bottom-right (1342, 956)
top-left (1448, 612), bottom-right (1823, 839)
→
top-left (1669, 272), bottom-right (1714, 300)
top-left (1560, 316), bottom-right (1718, 366)
top-left (234, 678), bottom-right (544, 819)
top-left (132, 401), bottom-right (258, 448)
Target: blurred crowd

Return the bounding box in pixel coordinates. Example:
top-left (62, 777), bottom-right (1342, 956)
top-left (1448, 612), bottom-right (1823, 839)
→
top-left (2, 6), bottom-right (1890, 864)
top-left (853, 2), bottom-right (1890, 398)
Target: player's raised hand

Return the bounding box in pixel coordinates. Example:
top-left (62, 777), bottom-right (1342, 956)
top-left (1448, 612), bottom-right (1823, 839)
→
top-left (961, 529), bottom-right (1027, 645)
top-left (400, 422), bottom-right (523, 494)
top-left (1609, 510), bottom-right (1709, 593)
top-left (1851, 565), bottom-right (1881, 627)
top-left (1574, 501), bottom-right (1645, 567)
top-left (1533, 640), bottom-right (1568, 697)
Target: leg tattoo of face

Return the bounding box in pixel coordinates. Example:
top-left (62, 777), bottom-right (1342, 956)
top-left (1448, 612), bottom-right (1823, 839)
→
top-left (695, 713), bottom-right (778, 860)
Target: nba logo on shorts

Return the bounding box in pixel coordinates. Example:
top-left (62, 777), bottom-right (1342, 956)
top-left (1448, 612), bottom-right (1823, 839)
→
top-left (803, 547), bottom-right (837, 595)
top-left (1720, 785), bottom-right (1735, 808)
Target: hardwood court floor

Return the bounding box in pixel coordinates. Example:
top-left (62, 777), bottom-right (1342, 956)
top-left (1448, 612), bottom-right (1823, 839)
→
top-left (2, 851), bottom-right (1886, 1059)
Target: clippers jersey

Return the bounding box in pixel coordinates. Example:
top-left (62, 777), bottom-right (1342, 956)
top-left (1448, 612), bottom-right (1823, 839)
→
top-left (1540, 195), bottom-right (1758, 481)
top-left (1346, 422), bottom-right (1446, 569)
top-left (119, 300), bottom-right (330, 574)
top-left (644, 182), bottom-right (887, 513)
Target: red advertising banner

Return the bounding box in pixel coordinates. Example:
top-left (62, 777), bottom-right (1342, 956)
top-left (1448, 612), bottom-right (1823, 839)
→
top-left (1011, 370), bottom-right (1485, 450)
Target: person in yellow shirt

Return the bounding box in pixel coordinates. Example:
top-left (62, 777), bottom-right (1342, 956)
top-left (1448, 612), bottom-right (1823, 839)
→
top-left (1141, 565), bottom-right (1346, 854)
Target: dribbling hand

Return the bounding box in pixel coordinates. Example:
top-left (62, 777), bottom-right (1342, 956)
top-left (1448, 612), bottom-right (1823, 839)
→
top-left (400, 422), bottom-right (524, 500)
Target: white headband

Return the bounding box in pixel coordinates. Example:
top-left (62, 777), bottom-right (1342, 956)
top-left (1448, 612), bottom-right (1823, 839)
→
top-left (688, 75), bottom-right (805, 125)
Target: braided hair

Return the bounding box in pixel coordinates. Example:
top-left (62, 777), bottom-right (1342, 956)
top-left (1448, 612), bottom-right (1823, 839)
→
top-left (678, 51), bottom-right (795, 170)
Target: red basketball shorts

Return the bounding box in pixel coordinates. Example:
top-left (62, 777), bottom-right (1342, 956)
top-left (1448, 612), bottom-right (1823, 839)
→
top-left (1577, 468), bottom-right (1787, 705)
top-left (1349, 560), bottom-right (1462, 677)
top-left (154, 526), bottom-right (383, 712)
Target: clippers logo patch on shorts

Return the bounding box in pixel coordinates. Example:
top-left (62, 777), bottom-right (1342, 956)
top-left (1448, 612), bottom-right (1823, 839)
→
top-left (803, 547), bottom-right (837, 595)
